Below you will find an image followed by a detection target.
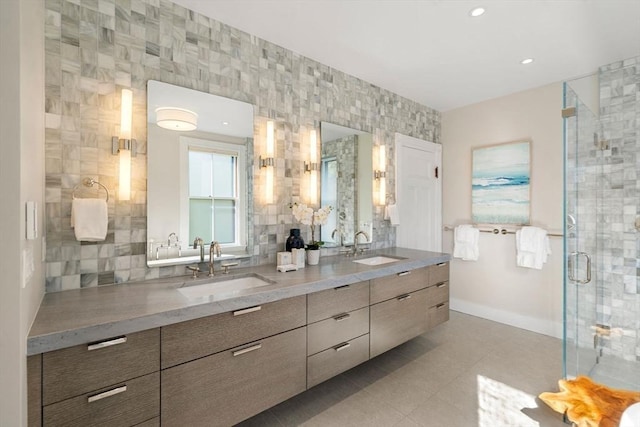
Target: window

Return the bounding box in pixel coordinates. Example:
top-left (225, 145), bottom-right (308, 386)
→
top-left (180, 137), bottom-right (247, 250)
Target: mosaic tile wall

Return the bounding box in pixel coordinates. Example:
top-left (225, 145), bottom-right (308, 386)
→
top-left (566, 56), bottom-right (640, 365)
top-left (598, 56), bottom-right (640, 362)
top-left (321, 135), bottom-right (357, 244)
top-left (43, 0), bottom-right (440, 292)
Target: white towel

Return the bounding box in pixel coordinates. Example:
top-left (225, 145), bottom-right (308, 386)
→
top-left (71, 198), bottom-right (108, 242)
top-left (516, 226), bottom-right (551, 269)
top-left (384, 204), bottom-right (400, 226)
top-left (453, 225), bottom-right (479, 261)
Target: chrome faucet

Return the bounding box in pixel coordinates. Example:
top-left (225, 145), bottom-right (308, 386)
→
top-left (208, 241), bottom-right (221, 277)
top-left (331, 228), bottom-right (343, 246)
top-left (193, 237), bottom-right (204, 261)
top-left (354, 230), bottom-right (370, 255)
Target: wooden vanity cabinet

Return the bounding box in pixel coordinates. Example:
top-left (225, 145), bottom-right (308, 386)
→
top-left (427, 262), bottom-right (450, 329)
top-left (37, 328), bottom-right (160, 427)
top-left (161, 295), bottom-right (306, 368)
top-left (370, 288), bottom-right (430, 358)
top-left (161, 327), bottom-right (306, 427)
top-left (161, 295), bottom-right (308, 426)
top-left (306, 281), bottom-right (370, 388)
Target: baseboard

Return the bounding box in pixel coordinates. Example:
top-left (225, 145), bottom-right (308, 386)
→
top-left (450, 297), bottom-right (563, 339)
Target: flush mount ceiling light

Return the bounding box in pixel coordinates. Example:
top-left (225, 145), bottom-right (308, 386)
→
top-left (469, 7), bottom-right (486, 17)
top-left (521, 58), bottom-right (535, 65)
top-left (155, 107), bottom-right (198, 131)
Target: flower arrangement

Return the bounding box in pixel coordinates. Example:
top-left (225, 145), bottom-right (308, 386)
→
top-left (291, 203), bottom-right (333, 250)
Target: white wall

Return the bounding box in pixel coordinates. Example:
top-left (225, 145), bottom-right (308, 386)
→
top-left (0, 0), bottom-right (45, 425)
top-left (441, 82), bottom-right (564, 338)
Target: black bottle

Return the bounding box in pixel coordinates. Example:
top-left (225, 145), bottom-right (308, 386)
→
top-left (285, 228), bottom-right (305, 251)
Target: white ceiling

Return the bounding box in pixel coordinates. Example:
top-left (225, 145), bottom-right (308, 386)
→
top-left (173, 0), bottom-right (640, 112)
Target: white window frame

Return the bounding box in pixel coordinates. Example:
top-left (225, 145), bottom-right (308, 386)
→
top-left (179, 136), bottom-right (247, 252)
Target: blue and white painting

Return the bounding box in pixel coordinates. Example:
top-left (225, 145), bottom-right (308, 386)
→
top-left (472, 141), bottom-right (530, 224)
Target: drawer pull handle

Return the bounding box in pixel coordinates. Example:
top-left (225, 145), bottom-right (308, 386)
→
top-left (436, 303), bottom-right (446, 309)
top-left (233, 343), bottom-right (262, 356)
top-left (334, 285), bottom-right (351, 290)
top-left (87, 337), bottom-right (127, 351)
top-left (233, 306), bottom-right (262, 316)
top-left (333, 313), bottom-right (351, 322)
top-left (436, 262), bottom-right (447, 267)
top-left (397, 271), bottom-right (411, 277)
top-left (87, 385), bottom-right (127, 403)
top-left (436, 282), bottom-right (448, 288)
top-left (334, 342), bottom-right (351, 352)
top-left (397, 294), bottom-right (412, 301)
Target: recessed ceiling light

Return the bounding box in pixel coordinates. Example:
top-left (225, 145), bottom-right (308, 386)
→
top-left (222, 121), bottom-right (229, 125)
top-left (521, 58), bottom-right (534, 65)
top-left (469, 7), bottom-right (486, 17)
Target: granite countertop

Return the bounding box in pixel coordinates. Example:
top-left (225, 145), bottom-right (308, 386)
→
top-left (27, 248), bottom-right (451, 355)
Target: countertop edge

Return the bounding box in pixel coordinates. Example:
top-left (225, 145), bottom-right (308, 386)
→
top-left (27, 250), bottom-right (451, 355)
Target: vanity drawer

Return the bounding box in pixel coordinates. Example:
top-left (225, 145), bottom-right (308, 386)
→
top-left (427, 280), bottom-right (449, 306)
top-left (370, 267), bottom-right (428, 304)
top-left (307, 307), bottom-right (369, 356)
top-left (428, 301), bottom-right (450, 329)
top-left (429, 262), bottom-right (449, 286)
top-left (43, 371), bottom-right (159, 427)
top-left (42, 329), bottom-right (160, 405)
top-left (161, 327), bottom-right (306, 427)
top-left (161, 295), bottom-right (306, 368)
top-left (307, 280), bottom-right (369, 323)
top-left (370, 288), bottom-right (429, 358)
top-left (307, 333), bottom-right (369, 388)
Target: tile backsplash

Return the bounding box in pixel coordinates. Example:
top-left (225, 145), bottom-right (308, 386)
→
top-left (44, 0), bottom-right (440, 292)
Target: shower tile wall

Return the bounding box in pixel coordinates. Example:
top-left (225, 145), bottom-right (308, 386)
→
top-left (43, 0), bottom-right (440, 292)
top-left (598, 56), bottom-right (640, 362)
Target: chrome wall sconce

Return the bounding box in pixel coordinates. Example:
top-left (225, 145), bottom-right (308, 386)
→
top-left (111, 88), bottom-right (136, 201)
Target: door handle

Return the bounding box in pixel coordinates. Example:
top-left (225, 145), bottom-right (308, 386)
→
top-left (568, 251), bottom-right (591, 284)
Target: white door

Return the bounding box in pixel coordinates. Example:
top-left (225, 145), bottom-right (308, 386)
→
top-left (395, 133), bottom-right (442, 251)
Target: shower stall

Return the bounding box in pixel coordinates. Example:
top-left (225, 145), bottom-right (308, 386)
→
top-left (563, 57), bottom-right (640, 390)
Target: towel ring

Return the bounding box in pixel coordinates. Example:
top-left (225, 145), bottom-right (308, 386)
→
top-left (72, 178), bottom-right (109, 202)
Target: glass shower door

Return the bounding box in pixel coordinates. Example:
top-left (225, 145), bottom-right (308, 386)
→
top-left (563, 81), bottom-right (600, 380)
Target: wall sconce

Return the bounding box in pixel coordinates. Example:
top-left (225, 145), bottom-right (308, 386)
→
top-left (260, 120), bottom-right (275, 204)
top-left (155, 107), bottom-right (198, 131)
top-left (374, 144), bottom-right (386, 205)
top-left (304, 129), bottom-right (320, 204)
top-left (112, 88), bottom-right (136, 201)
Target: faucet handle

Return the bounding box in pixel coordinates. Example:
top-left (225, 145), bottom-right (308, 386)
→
top-left (186, 265), bottom-right (200, 278)
top-left (221, 262), bottom-right (238, 274)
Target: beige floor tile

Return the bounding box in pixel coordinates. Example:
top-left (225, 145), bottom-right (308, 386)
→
top-left (242, 311), bottom-right (570, 427)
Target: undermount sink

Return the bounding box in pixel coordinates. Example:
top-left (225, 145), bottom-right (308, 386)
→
top-left (178, 274), bottom-right (275, 300)
top-left (352, 256), bottom-right (405, 266)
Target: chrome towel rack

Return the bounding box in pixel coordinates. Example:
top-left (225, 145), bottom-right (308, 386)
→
top-left (443, 225), bottom-right (563, 238)
top-left (72, 178), bottom-right (110, 202)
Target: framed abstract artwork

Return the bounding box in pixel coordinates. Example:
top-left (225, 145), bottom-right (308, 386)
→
top-left (471, 140), bottom-right (531, 225)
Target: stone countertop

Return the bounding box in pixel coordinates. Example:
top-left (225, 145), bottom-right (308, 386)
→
top-left (27, 248), bottom-right (450, 355)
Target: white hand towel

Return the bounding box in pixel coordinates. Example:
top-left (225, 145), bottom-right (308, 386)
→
top-left (453, 225), bottom-right (479, 261)
top-left (385, 204), bottom-right (400, 226)
top-left (516, 226), bottom-right (551, 269)
top-left (71, 198), bottom-right (108, 242)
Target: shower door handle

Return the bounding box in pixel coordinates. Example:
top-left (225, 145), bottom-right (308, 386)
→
top-left (568, 251), bottom-right (591, 284)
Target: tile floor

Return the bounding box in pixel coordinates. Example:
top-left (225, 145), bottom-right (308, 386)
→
top-left (239, 311), bottom-right (568, 426)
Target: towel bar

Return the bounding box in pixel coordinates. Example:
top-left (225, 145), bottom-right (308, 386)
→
top-left (443, 225), bottom-right (563, 238)
top-left (72, 178), bottom-right (110, 202)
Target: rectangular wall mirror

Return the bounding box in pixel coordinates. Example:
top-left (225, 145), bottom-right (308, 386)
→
top-left (320, 122), bottom-right (373, 247)
top-left (146, 80), bottom-right (254, 267)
